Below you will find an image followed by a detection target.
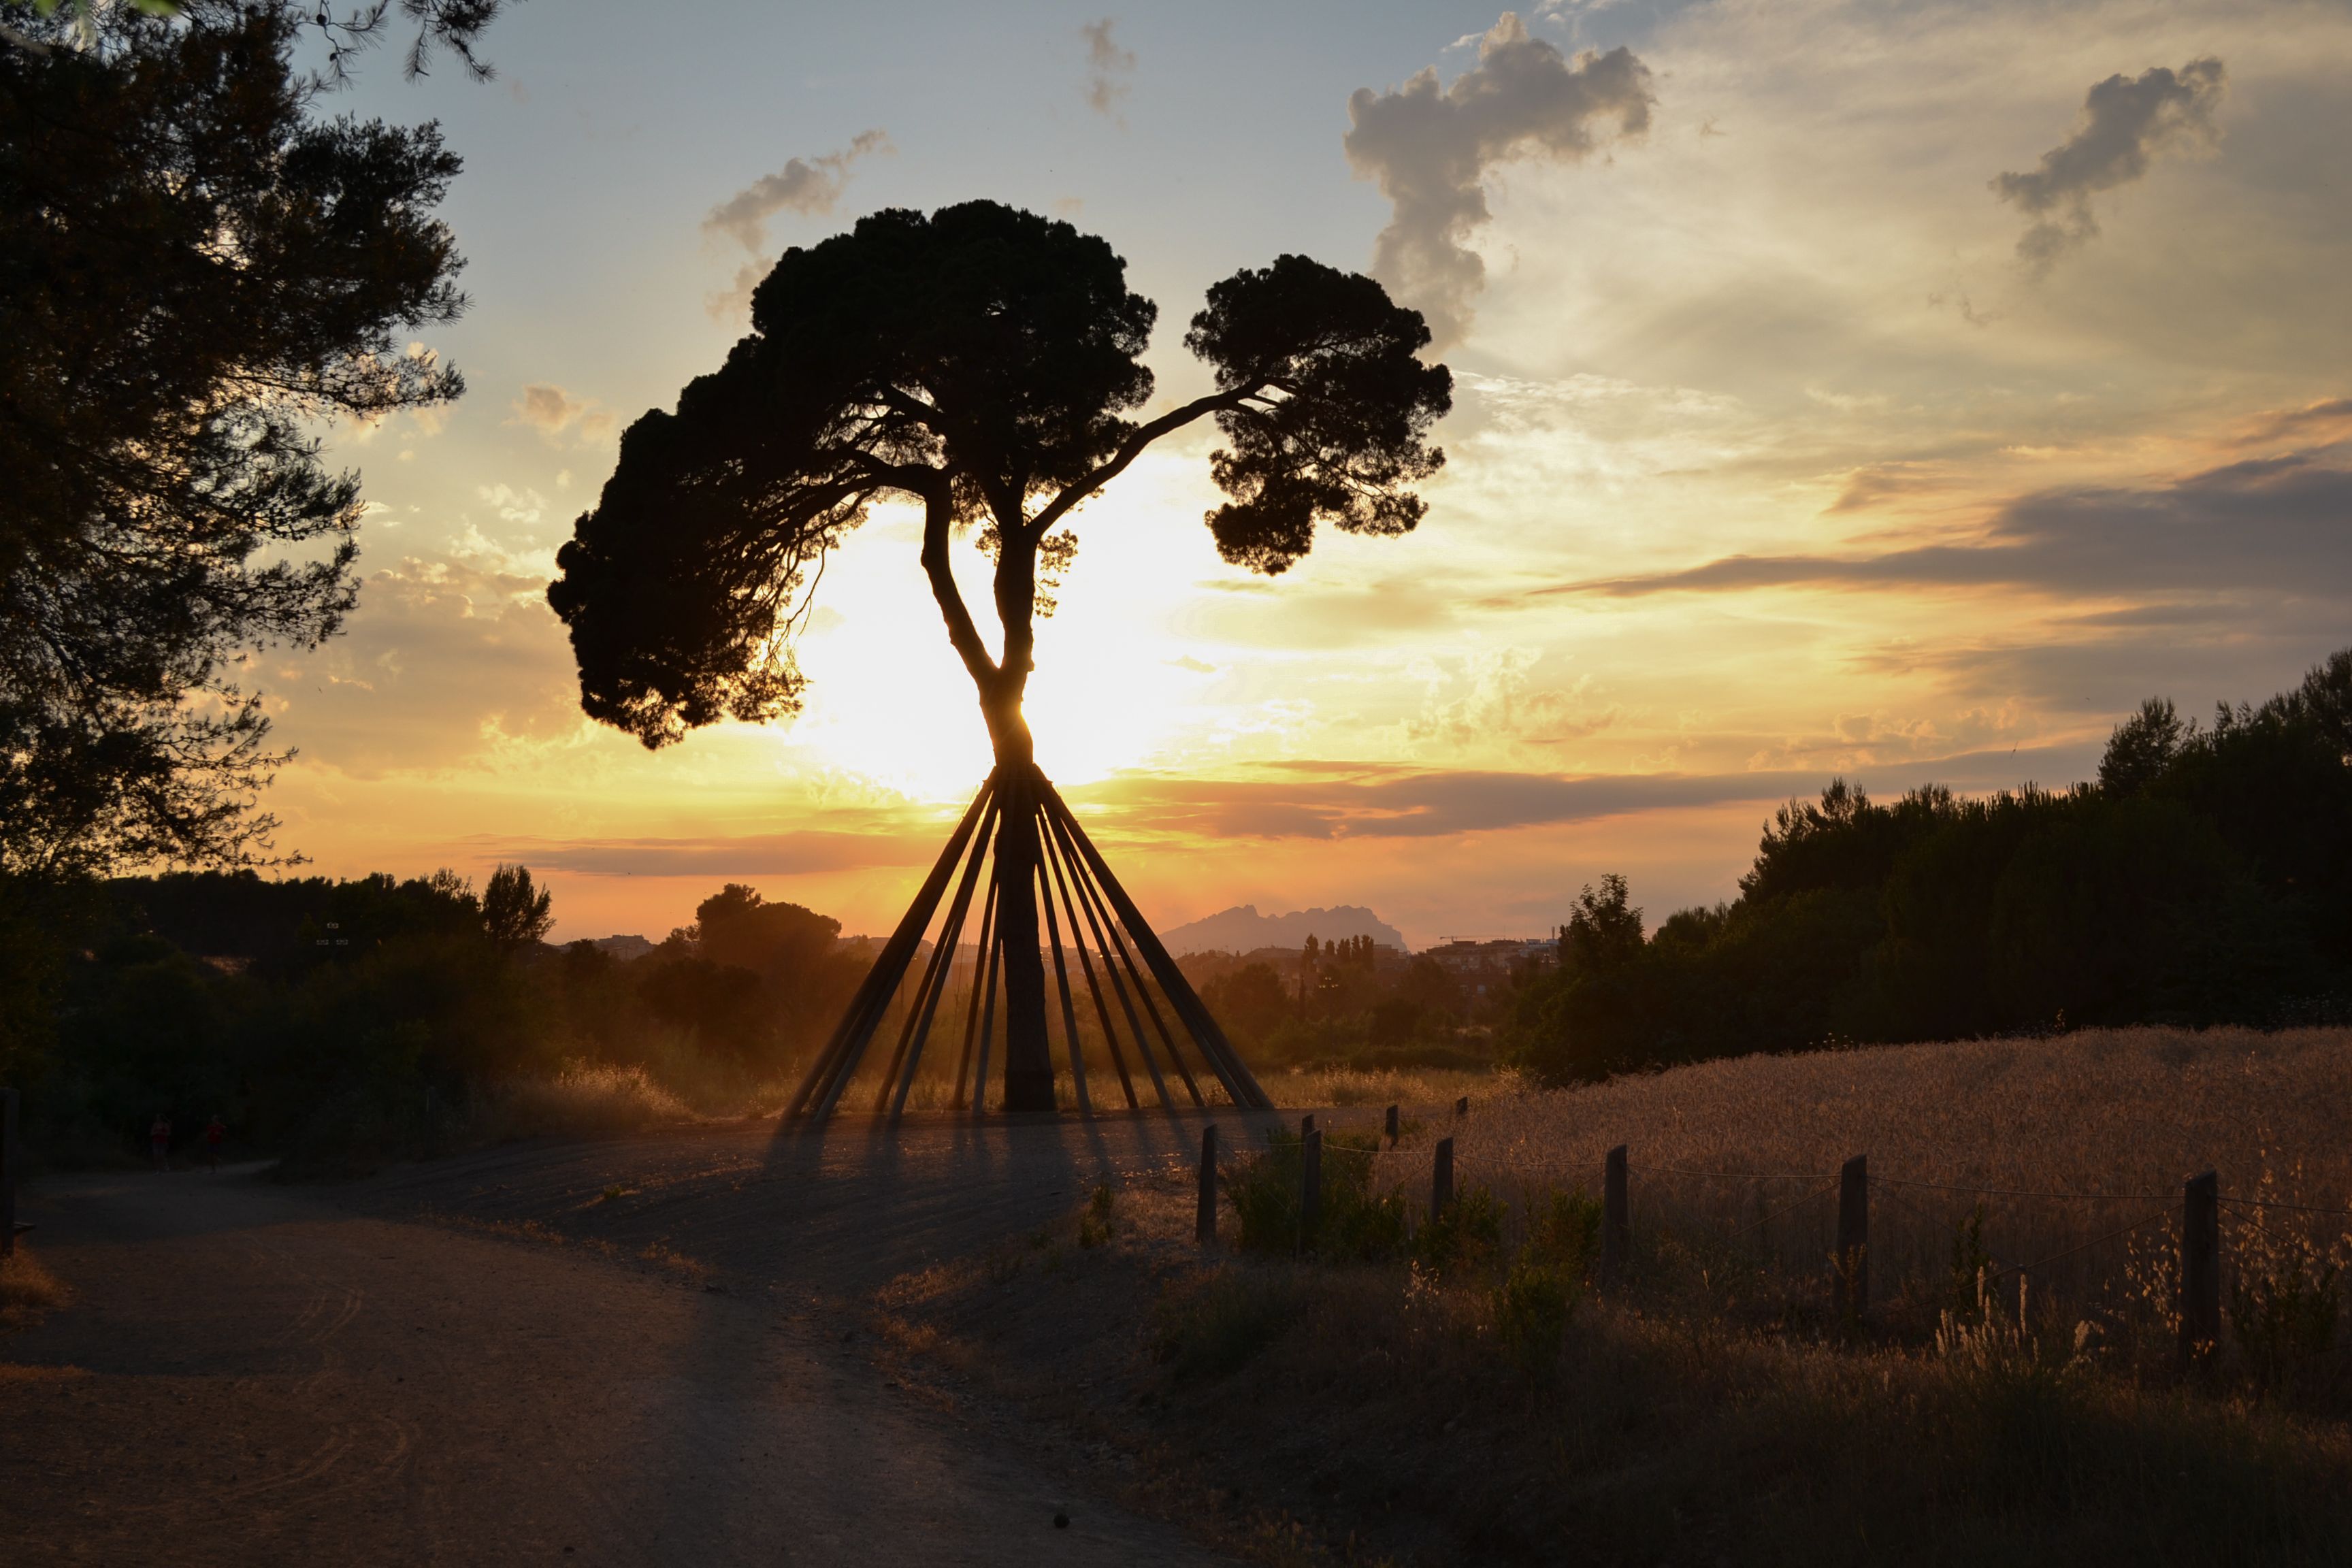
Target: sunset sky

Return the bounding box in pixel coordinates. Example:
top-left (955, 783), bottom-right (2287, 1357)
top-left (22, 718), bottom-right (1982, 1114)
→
top-left (263, 0), bottom-right (2352, 948)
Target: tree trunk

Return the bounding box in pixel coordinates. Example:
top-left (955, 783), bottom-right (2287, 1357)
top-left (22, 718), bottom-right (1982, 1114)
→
top-left (992, 770), bottom-right (1056, 1112)
top-left (920, 485), bottom-right (1056, 1114)
top-left (983, 666), bottom-right (1055, 1113)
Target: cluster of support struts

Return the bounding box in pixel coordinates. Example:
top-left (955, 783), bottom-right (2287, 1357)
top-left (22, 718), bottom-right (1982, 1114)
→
top-left (783, 765), bottom-right (1275, 1124)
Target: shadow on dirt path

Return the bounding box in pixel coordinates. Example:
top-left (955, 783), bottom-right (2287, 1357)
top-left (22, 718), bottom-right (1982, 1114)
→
top-left (1, 1112), bottom-right (1280, 1567)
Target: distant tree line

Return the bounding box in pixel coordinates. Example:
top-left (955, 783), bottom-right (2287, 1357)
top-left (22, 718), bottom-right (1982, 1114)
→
top-left (1192, 932), bottom-right (1515, 1071)
top-left (6, 868), bottom-right (861, 1171)
top-left (1511, 650), bottom-right (2352, 1085)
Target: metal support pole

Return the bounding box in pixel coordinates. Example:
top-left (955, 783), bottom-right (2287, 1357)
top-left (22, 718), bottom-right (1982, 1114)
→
top-left (1602, 1144), bottom-right (1630, 1290)
top-left (1835, 1153), bottom-right (1868, 1315)
top-left (1301, 1127), bottom-right (1322, 1254)
top-left (2180, 1169), bottom-right (2221, 1369)
top-left (1197, 1124), bottom-right (1218, 1247)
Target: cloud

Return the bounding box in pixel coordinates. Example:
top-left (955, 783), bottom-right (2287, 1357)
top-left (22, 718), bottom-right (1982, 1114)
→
top-left (510, 384), bottom-right (614, 444)
top-left (1993, 59), bottom-right (2226, 276)
top-left (271, 550), bottom-right (581, 779)
top-left (2232, 397), bottom-right (2352, 446)
top-left (1344, 12), bottom-right (1652, 348)
top-left (463, 831), bottom-right (929, 878)
top-left (702, 129), bottom-right (891, 254)
top-left (1069, 747), bottom-right (2093, 842)
top-left (1526, 445), bottom-right (2352, 601)
top-left (1079, 18), bottom-right (1135, 120)
top-left (1405, 649), bottom-right (1620, 753)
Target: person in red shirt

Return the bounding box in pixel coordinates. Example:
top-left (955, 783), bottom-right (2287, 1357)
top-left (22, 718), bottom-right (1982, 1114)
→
top-left (150, 1114), bottom-right (171, 1172)
top-left (203, 1115), bottom-right (227, 1173)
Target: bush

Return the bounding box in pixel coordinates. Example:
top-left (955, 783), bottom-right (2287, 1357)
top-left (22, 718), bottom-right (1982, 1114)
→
top-left (1150, 1267), bottom-right (1297, 1384)
top-left (1492, 1257), bottom-right (1575, 1378)
top-left (1078, 1183), bottom-right (1116, 1249)
top-left (1414, 1183), bottom-right (1505, 1278)
top-left (1526, 1186), bottom-right (1603, 1276)
top-left (1224, 1130), bottom-right (1409, 1260)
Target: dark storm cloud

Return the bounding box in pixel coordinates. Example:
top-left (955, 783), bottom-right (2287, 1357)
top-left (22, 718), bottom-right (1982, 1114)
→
top-left (1345, 12), bottom-right (1651, 348)
top-left (1527, 448), bottom-right (2352, 600)
top-left (1993, 59), bottom-right (2225, 276)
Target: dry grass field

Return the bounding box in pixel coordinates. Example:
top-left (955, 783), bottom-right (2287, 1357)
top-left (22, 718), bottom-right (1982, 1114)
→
top-left (1341, 1026), bottom-right (2352, 1328)
top-left (879, 1026), bottom-right (2352, 1566)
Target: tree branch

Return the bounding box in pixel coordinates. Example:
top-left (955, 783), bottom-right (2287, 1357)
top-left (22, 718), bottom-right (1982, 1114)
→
top-left (1026, 384), bottom-right (1262, 538)
top-left (909, 474), bottom-right (1000, 693)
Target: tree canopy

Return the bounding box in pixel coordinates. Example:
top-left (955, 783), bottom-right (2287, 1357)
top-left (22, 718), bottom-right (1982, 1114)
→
top-left (549, 200), bottom-right (1452, 757)
top-left (1509, 649), bottom-right (2352, 1083)
top-left (1, 1), bottom-right (481, 875)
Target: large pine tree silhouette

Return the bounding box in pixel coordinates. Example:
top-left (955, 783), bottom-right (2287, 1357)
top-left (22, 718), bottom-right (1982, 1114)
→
top-left (549, 201), bottom-right (1450, 1120)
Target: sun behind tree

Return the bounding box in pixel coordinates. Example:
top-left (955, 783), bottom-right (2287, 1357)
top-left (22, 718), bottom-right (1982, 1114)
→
top-left (548, 200), bottom-right (1451, 1117)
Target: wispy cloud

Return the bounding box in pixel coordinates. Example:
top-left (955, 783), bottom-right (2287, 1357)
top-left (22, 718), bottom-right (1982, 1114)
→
top-left (1079, 18), bottom-right (1135, 120)
top-left (1993, 59), bottom-right (2225, 276)
top-left (463, 830), bottom-right (930, 877)
top-left (702, 129), bottom-right (892, 253)
top-left (1524, 447), bottom-right (2352, 600)
top-left (1345, 12), bottom-right (1651, 348)
top-left (510, 383), bottom-right (614, 445)
top-left (1070, 750), bottom-right (2092, 842)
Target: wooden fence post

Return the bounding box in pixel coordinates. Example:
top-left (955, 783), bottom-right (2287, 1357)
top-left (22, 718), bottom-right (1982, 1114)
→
top-left (1, 1087), bottom-right (17, 1258)
top-left (1432, 1136), bottom-right (1455, 1217)
top-left (1301, 1128), bottom-right (1323, 1254)
top-left (2180, 1169), bottom-right (2221, 1369)
top-left (1454, 1095), bottom-right (1469, 1117)
top-left (1601, 1144), bottom-right (1629, 1290)
top-left (1300, 1113), bottom-right (1316, 1139)
top-left (1835, 1153), bottom-right (1868, 1314)
top-left (1196, 1123), bottom-right (1218, 1247)
top-left (1384, 1103), bottom-right (1399, 1147)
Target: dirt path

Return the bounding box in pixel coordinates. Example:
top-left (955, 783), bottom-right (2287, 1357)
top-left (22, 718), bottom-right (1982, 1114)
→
top-left (1, 1113), bottom-right (1286, 1567)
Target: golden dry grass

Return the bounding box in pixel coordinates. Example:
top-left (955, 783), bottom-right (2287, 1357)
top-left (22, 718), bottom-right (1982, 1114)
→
top-left (1339, 1026), bottom-right (2352, 1321)
top-left (883, 1136), bottom-right (2352, 1567)
top-left (1, 1245), bottom-right (72, 1331)
top-left (1261, 1062), bottom-right (1503, 1109)
top-left (478, 1063), bottom-right (696, 1139)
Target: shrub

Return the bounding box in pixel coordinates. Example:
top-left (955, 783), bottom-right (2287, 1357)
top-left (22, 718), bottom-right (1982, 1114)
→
top-left (1150, 1268), bottom-right (1296, 1384)
top-left (1414, 1183), bottom-right (1505, 1278)
top-left (1, 1247), bottom-right (72, 1331)
top-left (1492, 1257), bottom-right (1576, 1379)
top-left (2228, 1202), bottom-right (2346, 1401)
top-left (1226, 1130), bottom-right (1409, 1260)
top-left (1525, 1186), bottom-right (1602, 1277)
top-left (1078, 1183), bottom-right (1116, 1249)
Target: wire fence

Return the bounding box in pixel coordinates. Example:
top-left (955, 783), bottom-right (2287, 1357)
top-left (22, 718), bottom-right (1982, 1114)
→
top-left (1179, 1101), bottom-right (2352, 1328)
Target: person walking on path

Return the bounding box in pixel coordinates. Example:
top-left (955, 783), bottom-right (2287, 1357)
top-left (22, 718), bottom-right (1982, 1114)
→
top-left (150, 1114), bottom-right (172, 1173)
top-left (204, 1115), bottom-right (227, 1173)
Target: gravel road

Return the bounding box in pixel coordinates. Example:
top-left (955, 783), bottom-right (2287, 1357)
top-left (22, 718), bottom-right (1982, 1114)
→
top-left (1, 1111), bottom-right (1290, 1567)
